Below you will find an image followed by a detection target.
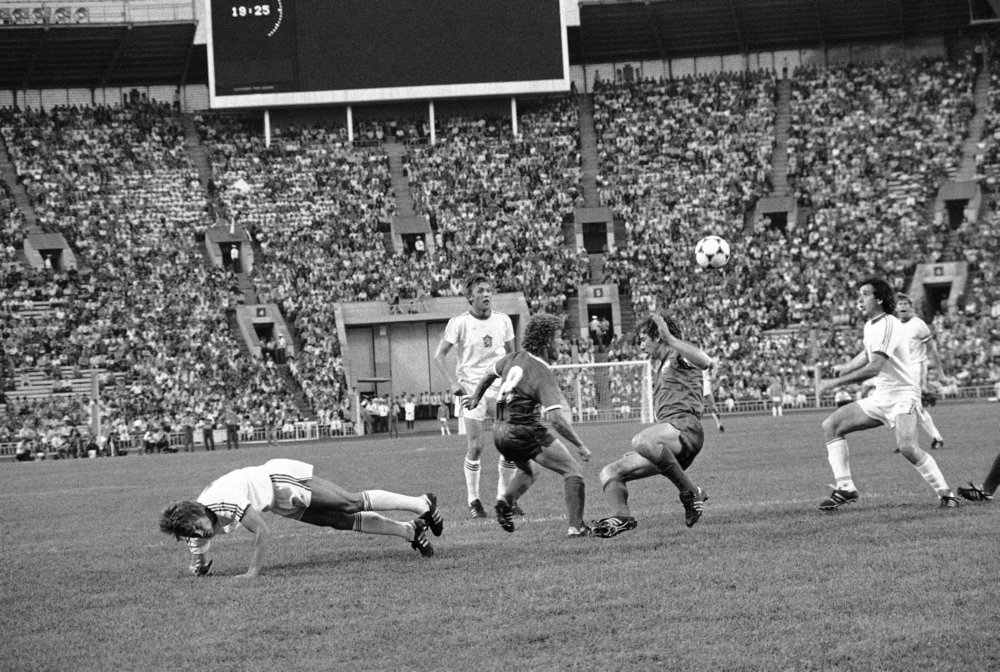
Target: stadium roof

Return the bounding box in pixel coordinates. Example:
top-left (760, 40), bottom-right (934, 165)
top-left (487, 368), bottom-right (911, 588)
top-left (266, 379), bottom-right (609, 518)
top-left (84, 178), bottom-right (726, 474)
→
top-left (570, 0), bottom-right (981, 63)
top-left (0, 0), bottom-right (986, 91)
top-left (0, 22), bottom-right (202, 89)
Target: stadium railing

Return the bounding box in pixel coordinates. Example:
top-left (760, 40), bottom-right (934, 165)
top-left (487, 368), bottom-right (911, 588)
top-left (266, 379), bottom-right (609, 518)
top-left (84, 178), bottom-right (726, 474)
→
top-left (2, 386), bottom-right (996, 461)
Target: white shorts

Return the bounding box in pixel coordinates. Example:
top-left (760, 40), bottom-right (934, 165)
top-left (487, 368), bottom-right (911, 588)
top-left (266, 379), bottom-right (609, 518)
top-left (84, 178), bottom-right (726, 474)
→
top-left (265, 459), bottom-right (314, 519)
top-left (856, 390), bottom-right (920, 429)
top-left (460, 379), bottom-right (498, 423)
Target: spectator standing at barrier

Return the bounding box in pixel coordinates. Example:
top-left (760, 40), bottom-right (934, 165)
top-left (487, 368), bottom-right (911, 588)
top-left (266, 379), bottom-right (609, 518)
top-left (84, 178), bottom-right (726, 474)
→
top-left (225, 404), bottom-right (240, 450)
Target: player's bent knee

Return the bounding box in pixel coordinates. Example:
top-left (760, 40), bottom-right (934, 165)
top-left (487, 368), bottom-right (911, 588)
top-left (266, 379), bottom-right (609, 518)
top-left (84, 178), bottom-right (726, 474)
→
top-left (599, 464), bottom-right (619, 487)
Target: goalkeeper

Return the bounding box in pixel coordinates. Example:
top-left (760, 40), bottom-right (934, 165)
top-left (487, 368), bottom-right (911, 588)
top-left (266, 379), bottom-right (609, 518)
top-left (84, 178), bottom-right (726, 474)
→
top-left (159, 459), bottom-right (442, 578)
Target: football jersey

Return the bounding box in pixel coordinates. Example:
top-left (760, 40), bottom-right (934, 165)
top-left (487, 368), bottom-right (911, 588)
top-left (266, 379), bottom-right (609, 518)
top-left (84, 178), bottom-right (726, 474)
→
top-left (442, 310), bottom-right (515, 385)
top-left (186, 459), bottom-right (312, 554)
top-left (491, 350), bottom-right (564, 425)
top-left (898, 315), bottom-right (933, 367)
top-left (863, 313), bottom-right (918, 394)
top-left (654, 353), bottom-right (704, 423)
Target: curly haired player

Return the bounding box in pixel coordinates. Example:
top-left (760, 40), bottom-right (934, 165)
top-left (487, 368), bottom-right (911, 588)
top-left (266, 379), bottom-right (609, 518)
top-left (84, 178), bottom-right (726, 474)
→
top-left (463, 313), bottom-right (593, 537)
top-left (593, 312), bottom-right (712, 538)
top-left (159, 459), bottom-right (442, 577)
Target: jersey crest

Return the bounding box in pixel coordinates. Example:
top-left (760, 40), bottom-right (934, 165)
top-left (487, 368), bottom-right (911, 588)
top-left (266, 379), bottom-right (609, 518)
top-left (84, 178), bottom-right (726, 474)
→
top-left (483, 335), bottom-right (493, 348)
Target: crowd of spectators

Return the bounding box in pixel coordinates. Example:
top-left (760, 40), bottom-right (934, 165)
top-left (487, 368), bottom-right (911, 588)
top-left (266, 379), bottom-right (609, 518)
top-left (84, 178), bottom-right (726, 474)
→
top-left (3, 53), bottom-right (1000, 449)
top-left (1, 102), bottom-right (305, 444)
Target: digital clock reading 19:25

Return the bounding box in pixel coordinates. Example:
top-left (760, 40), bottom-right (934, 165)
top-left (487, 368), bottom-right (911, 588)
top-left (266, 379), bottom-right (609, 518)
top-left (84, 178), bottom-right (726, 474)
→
top-left (231, 5), bottom-right (271, 17)
top-left (227, 1), bottom-right (283, 37)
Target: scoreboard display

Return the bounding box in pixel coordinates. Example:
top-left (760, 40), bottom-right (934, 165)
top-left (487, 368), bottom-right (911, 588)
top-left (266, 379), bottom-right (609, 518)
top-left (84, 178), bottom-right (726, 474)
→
top-left (206, 0), bottom-right (569, 108)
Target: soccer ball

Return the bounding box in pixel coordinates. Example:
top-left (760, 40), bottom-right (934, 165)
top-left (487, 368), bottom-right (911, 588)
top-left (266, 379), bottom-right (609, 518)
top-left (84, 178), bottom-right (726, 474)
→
top-left (695, 235), bottom-right (730, 269)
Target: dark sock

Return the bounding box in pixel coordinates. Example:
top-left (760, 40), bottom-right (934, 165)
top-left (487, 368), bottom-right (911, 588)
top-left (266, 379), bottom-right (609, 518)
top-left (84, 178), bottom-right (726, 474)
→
top-left (603, 478), bottom-right (629, 518)
top-left (564, 475), bottom-right (586, 528)
top-left (651, 442), bottom-right (695, 494)
top-left (983, 453), bottom-right (1000, 494)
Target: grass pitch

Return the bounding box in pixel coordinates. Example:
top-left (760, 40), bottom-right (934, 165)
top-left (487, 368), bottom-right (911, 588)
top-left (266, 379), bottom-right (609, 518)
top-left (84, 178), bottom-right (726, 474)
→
top-left (2, 403), bottom-right (999, 671)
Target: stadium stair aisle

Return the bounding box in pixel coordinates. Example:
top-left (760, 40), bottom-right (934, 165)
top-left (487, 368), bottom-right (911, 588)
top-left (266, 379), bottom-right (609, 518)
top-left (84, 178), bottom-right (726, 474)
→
top-left (181, 114), bottom-right (214, 190)
top-left (955, 65), bottom-right (992, 182)
top-left (769, 76), bottom-right (792, 196)
top-left (576, 93), bottom-right (602, 207)
top-left (385, 138), bottom-right (416, 217)
top-left (0, 133), bottom-right (39, 230)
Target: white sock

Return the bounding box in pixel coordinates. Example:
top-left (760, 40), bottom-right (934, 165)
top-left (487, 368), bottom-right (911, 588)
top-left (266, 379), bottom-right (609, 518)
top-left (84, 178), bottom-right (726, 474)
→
top-left (919, 410), bottom-right (943, 442)
top-left (352, 512), bottom-right (411, 539)
top-left (497, 458), bottom-right (519, 500)
top-left (464, 458), bottom-right (481, 503)
top-left (827, 438), bottom-right (855, 491)
top-left (913, 453), bottom-right (951, 496)
top-left (362, 490), bottom-right (428, 513)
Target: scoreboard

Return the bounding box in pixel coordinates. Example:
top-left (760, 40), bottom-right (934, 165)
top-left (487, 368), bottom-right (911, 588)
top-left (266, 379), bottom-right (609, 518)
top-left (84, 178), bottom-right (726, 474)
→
top-left (206, 0), bottom-right (569, 108)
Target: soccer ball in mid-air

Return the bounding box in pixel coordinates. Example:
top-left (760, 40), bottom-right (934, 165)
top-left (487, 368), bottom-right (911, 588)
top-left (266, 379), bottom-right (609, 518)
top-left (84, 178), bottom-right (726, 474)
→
top-left (695, 235), bottom-right (730, 269)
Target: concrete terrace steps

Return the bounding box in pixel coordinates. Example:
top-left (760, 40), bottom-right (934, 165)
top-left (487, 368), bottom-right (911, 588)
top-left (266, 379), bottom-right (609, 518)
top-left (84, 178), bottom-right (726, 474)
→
top-left (577, 93), bottom-right (602, 208)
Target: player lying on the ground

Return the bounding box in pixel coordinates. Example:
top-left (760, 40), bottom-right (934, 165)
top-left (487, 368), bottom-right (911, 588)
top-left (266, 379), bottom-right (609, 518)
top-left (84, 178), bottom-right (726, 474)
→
top-left (593, 312), bottom-right (712, 538)
top-left (159, 459), bottom-right (442, 577)
top-left (463, 313), bottom-right (593, 538)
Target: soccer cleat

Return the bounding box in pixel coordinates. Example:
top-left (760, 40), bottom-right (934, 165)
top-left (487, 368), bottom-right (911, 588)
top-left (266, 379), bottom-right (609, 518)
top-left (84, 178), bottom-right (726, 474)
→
top-left (719, 425), bottom-right (725, 433)
top-left (510, 502), bottom-right (525, 516)
top-left (957, 483), bottom-right (993, 502)
top-left (930, 438), bottom-right (944, 450)
top-left (567, 524), bottom-right (593, 538)
top-left (819, 487), bottom-right (859, 511)
top-left (592, 516), bottom-right (638, 538)
top-left (939, 495), bottom-right (962, 508)
top-left (494, 499), bottom-right (515, 533)
top-left (680, 487), bottom-right (708, 528)
top-left (421, 493), bottom-right (444, 537)
top-left (410, 519), bottom-right (434, 557)
top-left (469, 499), bottom-right (487, 519)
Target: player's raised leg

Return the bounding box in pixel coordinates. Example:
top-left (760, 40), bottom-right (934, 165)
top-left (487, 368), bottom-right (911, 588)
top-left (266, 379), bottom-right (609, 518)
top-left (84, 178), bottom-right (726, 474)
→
top-left (818, 402), bottom-right (878, 509)
top-left (632, 423), bottom-right (707, 527)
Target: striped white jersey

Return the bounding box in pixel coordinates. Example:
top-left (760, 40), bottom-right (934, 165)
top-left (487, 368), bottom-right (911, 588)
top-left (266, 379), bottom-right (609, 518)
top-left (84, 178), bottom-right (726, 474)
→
top-left (863, 313), bottom-right (919, 395)
top-left (186, 459), bottom-right (312, 555)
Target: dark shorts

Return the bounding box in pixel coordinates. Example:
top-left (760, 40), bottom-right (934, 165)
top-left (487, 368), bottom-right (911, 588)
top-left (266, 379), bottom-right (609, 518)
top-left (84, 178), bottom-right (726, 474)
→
top-left (662, 413), bottom-right (704, 470)
top-left (493, 421), bottom-right (554, 463)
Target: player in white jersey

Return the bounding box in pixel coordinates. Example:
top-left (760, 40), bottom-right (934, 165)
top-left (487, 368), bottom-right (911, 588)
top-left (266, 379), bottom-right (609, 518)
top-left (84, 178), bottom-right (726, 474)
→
top-left (895, 293), bottom-right (945, 450)
top-left (702, 365), bottom-right (725, 432)
top-left (817, 278), bottom-right (960, 510)
top-left (159, 459), bottom-right (443, 577)
top-left (434, 275), bottom-right (517, 518)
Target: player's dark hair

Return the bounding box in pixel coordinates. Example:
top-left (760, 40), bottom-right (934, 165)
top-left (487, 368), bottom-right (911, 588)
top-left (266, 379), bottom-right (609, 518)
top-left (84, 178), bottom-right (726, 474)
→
top-left (522, 313), bottom-right (563, 356)
top-left (464, 274), bottom-right (490, 298)
top-left (159, 501), bottom-right (210, 541)
top-left (861, 277), bottom-right (896, 314)
top-left (638, 313), bottom-right (683, 341)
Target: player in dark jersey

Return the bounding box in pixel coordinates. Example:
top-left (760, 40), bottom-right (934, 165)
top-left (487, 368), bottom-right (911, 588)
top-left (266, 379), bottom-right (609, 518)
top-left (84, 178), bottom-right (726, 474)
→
top-left (594, 312), bottom-right (713, 537)
top-left (463, 313), bottom-right (593, 538)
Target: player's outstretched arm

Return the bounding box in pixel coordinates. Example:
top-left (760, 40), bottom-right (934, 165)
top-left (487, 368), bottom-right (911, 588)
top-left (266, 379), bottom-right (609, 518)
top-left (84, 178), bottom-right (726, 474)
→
top-left (545, 407), bottom-right (590, 462)
top-left (832, 351), bottom-right (868, 376)
top-left (237, 508), bottom-right (271, 579)
top-left (651, 314), bottom-right (712, 369)
top-left (821, 353), bottom-right (886, 392)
